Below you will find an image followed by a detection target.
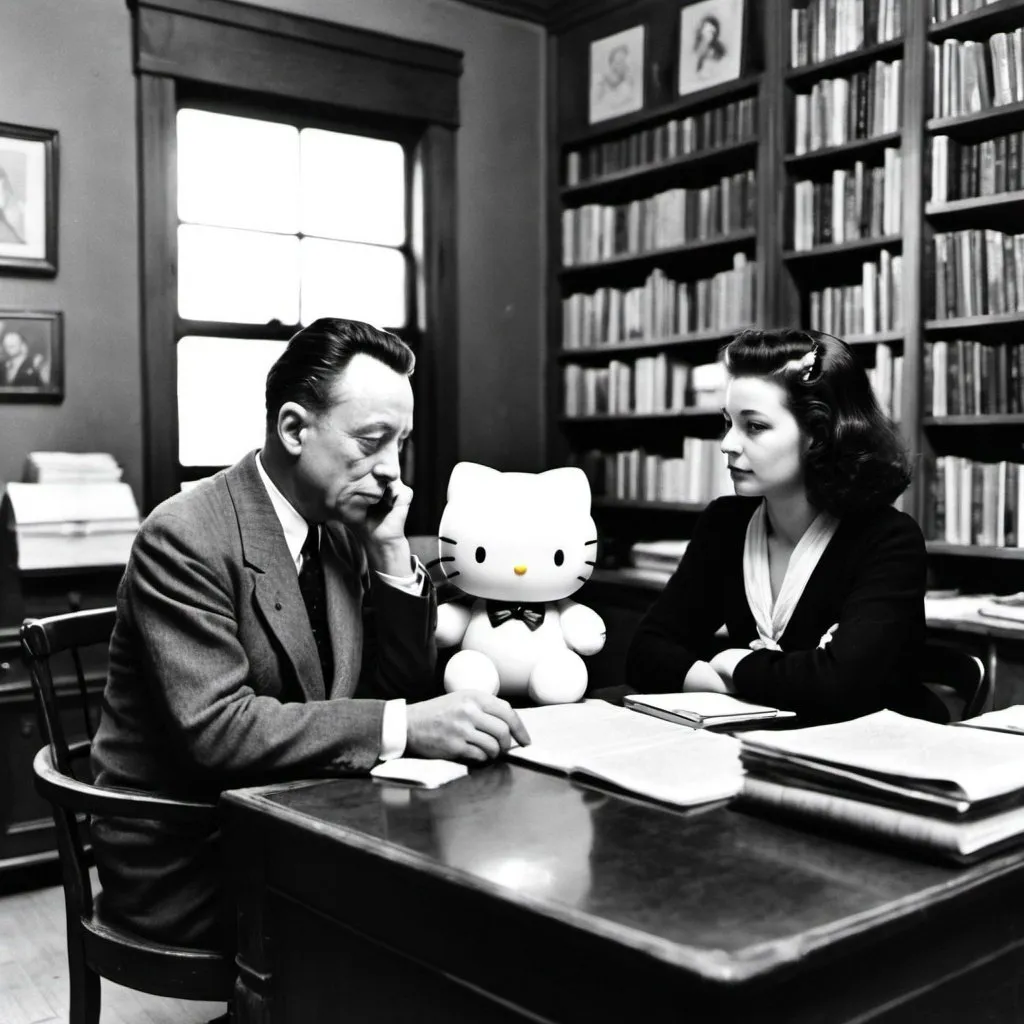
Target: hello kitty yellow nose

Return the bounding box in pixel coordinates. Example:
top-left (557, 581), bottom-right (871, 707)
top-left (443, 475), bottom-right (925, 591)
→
top-left (514, 565), bottom-right (528, 576)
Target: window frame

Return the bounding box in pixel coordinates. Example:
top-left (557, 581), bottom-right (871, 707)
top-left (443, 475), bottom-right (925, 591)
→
top-left (129, 0), bottom-right (461, 533)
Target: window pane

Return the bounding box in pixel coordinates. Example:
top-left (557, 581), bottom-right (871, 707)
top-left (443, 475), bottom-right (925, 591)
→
top-left (179, 225), bottom-right (300, 324)
top-left (300, 239), bottom-right (406, 328)
top-left (301, 130), bottom-right (405, 246)
top-left (178, 336), bottom-right (285, 466)
top-left (178, 110), bottom-right (299, 233)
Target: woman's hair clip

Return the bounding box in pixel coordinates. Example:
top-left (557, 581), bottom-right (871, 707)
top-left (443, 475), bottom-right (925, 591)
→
top-left (799, 342), bottom-right (823, 383)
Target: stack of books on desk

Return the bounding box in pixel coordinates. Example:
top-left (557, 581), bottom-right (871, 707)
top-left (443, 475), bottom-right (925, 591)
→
top-left (737, 710), bottom-right (1024, 864)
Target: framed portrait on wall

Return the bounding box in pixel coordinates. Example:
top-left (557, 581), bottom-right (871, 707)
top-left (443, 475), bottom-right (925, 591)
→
top-left (0, 122), bottom-right (59, 276)
top-left (589, 25), bottom-right (645, 124)
top-left (678, 0), bottom-right (746, 97)
top-left (0, 310), bottom-right (63, 401)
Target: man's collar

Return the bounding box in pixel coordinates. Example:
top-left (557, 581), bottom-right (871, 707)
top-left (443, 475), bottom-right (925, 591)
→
top-left (255, 451), bottom-right (309, 570)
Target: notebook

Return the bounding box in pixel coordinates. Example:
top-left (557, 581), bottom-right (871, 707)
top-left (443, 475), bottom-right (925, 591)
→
top-left (624, 691), bottom-right (795, 728)
top-left (505, 700), bottom-right (743, 809)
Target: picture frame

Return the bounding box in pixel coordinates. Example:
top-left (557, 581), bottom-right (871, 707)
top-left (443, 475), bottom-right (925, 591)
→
top-left (0, 122), bottom-right (58, 276)
top-left (588, 25), bottom-right (646, 125)
top-left (0, 310), bottom-right (64, 402)
top-left (678, 0), bottom-right (746, 97)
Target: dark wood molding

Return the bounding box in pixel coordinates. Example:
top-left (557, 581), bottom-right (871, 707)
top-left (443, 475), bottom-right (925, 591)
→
top-left (129, 0), bottom-right (462, 128)
top-left (450, 0), bottom-right (551, 24)
top-left (136, 73), bottom-right (179, 513)
top-left (547, 0), bottom-right (639, 34)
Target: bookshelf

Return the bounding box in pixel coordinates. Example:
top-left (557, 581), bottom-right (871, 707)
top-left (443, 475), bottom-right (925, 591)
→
top-left (548, 0), bottom-right (1024, 584)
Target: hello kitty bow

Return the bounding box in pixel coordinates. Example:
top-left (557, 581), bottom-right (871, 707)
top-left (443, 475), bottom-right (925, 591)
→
top-left (486, 600), bottom-right (546, 631)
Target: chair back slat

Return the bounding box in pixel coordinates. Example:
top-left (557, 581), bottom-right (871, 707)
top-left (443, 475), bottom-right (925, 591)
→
top-left (21, 607), bottom-right (118, 923)
top-left (919, 642), bottom-right (989, 723)
top-left (21, 608), bottom-right (115, 773)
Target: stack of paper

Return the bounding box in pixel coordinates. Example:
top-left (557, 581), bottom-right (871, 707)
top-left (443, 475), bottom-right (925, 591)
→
top-left (956, 706), bottom-right (1024, 736)
top-left (506, 701), bottom-right (743, 809)
top-left (4, 481), bottom-right (141, 570)
top-left (738, 710), bottom-right (1024, 863)
top-left (629, 538), bottom-right (689, 574)
top-left (24, 451), bottom-right (123, 483)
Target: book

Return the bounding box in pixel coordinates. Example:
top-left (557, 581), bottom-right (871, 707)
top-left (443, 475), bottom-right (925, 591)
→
top-left (955, 706), bottom-right (1024, 736)
top-left (505, 701), bottom-right (743, 809)
top-left (741, 776), bottom-right (1024, 864)
top-left (978, 592), bottom-right (1024, 624)
top-left (624, 691), bottom-right (796, 728)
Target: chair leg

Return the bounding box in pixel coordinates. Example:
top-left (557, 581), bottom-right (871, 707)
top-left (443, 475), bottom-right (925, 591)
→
top-left (67, 940), bottom-right (100, 1024)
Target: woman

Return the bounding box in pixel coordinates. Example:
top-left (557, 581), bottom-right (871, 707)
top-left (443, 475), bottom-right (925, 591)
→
top-left (626, 328), bottom-right (931, 723)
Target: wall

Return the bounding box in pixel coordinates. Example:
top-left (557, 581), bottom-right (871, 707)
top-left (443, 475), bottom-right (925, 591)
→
top-left (0, 0), bottom-right (547, 506)
top-left (0, 0), bottom-right (142, 499)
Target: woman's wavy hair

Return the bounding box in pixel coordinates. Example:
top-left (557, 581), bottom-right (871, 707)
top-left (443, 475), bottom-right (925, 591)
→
top-left (722, 327), bottom-right (911, 517)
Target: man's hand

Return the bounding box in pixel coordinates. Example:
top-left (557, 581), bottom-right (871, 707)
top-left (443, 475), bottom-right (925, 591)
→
top-left (406, 691), bottom-right (531, 763)
top-left (361, 480), bottom-right (415, 577)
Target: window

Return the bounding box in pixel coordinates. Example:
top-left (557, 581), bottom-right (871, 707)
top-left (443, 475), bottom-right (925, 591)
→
top-left (131, 0), bottom-right (460, 531)
top-left (175, 108), bottom-right (412, 479)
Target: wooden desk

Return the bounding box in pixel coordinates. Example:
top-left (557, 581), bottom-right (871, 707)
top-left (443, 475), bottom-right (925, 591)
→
top-left (223, 765), bottom-right (1024, 1023)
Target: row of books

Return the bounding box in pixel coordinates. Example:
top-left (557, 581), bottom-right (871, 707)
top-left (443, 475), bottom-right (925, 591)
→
top-left (865, 345), bottom-right (904, 421)
top-left (561, 171), bottom-right (757, 266)
top-left (628, 538), bottom-right (689, 575)
top-left (930, 0), bottom-right (1008, 23)
top-left (924, 339), bottom-right (1024, 416)
top-left (808, 251), bottom-right (904, 336)
top-left (562, 357), bottom-right (693, 417)
top-left (791, 149), bottom-right (902, 250)
top-left (790, 0), bottom-right (903, 69)
top-left (792, 60), bottom-right (903, 156)
top-left (564, 98), bottom-right (758, 186)
top-left (929, 32), bottom-right (1024, 119)
top-left (929, 132), bottom-right (1024, 204)
top-left (561, 258), bottom-right (756, 351)
top-left (933, 228), bottom-right (1024, 319)
top-left (577, 439), bottom-right (733, 505)
top-left (926, 456), bottom-right (1024, 547)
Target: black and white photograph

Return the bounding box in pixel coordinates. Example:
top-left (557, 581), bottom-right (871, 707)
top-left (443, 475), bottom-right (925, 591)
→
top-left (588, 25), bottom-right (645, 124)
top-left (3, 2), bottom-right (1024, 1023)
top-left (0, 309), bottom-right (62, 400)
top-left (678, 0), bottom-right (746, 96)
top-left (0, 121), bottom-right (58, 275)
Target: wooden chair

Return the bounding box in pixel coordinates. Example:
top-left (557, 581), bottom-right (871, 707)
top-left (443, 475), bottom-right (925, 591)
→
top-left (21, 608), bottom-right (235, 1024)
top-left (917, 641), bottom-right (989, 724)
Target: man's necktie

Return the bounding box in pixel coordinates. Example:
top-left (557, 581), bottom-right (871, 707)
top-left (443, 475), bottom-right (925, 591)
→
top-left (298, 524), bottom-right (334, 687)
top-left (485, 600), bottom-right (546, 632)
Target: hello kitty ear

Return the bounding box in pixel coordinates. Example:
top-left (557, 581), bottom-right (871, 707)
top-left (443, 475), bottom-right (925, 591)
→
top-left (541, 467), bottom-right (592, 515)
top-left (446, 462), bottom-right (501, 503)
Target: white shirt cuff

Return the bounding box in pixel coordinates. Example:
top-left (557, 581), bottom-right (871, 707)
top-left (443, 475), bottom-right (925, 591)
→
top-left (374, 559), bottom-right (426, 596)
top-left (379, 698), bottom-right (408, 761)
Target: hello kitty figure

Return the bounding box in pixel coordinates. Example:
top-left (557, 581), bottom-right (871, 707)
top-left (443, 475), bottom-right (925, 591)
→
top-left (434, 462), bottom-right (606, 705)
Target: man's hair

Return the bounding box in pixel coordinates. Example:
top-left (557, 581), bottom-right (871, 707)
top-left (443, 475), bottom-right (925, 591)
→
top-left (722, 327), bottom-right (911, 518)
top-left (265, 317), bottom-right (414, 428)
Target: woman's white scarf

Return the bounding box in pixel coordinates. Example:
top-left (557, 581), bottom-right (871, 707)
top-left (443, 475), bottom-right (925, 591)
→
top-left (743, 500), bottom-right (839, 651)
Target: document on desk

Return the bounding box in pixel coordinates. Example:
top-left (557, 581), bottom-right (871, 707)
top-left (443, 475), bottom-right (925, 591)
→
top-left (955, 706), bottom-right (1024, 736)
top-left (507, 701), bottom-right (743, 808)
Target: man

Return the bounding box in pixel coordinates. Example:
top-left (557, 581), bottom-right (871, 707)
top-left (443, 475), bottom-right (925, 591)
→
top-left (2, 330), bottom-right (41, 386)
top-left (91, 317), bottom-right (528, 953)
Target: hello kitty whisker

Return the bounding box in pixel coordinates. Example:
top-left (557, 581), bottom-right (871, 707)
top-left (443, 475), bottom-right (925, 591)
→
top-left (439, 536), bottom-right (457, 545)
top-left (425, 556), bottom-right (455, 568)
top-left (576, 575), bottom-right (588, 582)
top-left (585, 538), bottom-right (598, 545)
top-left (585, 560), bottom-right (596, 566)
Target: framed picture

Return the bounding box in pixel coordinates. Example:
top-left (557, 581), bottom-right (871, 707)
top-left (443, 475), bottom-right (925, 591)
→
top-left (0, 122), bottom-right (58, 276)
top-left (589, 25), bottom-right (645, 125)
top-left (0, 310), bottom-right (63, 401)
top-left (678, 0), bottom-right (746, 97)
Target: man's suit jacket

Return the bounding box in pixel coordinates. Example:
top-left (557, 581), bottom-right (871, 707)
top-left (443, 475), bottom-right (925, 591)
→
top-left (90, 451), bottom-right (437, 947)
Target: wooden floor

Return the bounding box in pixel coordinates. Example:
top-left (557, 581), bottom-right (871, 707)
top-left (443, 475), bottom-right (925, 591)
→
top-left (0, 872), bottom-right (225, 1024)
